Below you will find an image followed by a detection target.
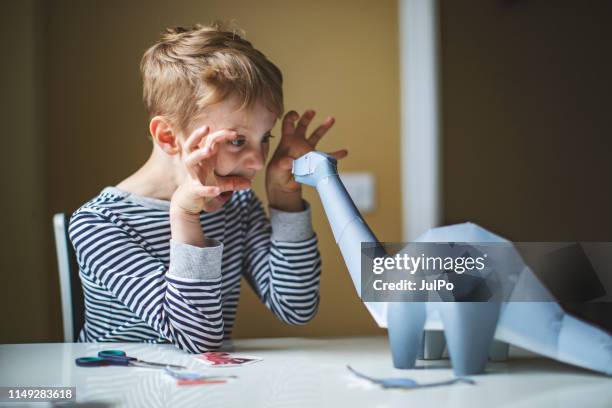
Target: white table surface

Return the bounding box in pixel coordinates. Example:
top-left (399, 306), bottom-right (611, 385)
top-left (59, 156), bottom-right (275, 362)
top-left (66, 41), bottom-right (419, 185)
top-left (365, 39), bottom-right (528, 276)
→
top-left (1, 336), bottom-right (611, 408)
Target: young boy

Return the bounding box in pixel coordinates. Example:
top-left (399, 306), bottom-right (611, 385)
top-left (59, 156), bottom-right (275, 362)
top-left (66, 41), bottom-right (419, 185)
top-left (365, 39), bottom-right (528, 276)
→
top-left (68, 23), bottom-right (347, 353)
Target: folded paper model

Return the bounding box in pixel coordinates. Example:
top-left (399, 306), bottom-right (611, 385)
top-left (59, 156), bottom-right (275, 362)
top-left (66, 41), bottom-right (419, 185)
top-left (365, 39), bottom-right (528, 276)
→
top-left (292, 151), bottom-right (612, 377)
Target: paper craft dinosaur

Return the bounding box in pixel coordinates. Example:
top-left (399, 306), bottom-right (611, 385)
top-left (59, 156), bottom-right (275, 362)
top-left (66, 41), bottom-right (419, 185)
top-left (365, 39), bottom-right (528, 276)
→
top-left (292, 151), bottom-right (612, 376)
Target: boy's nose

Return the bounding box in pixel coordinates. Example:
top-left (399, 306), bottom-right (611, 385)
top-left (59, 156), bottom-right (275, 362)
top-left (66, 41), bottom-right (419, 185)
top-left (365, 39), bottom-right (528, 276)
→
top-left (245, 147), bottom-right (265, 171)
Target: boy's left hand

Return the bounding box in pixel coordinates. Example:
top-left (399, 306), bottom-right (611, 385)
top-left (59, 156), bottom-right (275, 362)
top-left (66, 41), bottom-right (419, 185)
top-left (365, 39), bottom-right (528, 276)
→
top-left (266, 110), bottom-right (348, 212)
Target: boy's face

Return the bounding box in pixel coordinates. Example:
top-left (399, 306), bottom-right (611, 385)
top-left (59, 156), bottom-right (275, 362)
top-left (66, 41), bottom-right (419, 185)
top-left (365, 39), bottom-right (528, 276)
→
top-left (185, 94), bottom-right (277, 204)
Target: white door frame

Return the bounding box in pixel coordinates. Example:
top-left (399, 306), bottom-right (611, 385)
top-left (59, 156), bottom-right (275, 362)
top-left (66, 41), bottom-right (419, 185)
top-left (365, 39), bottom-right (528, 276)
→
top-left (399, 0), bottom-right (442, 240)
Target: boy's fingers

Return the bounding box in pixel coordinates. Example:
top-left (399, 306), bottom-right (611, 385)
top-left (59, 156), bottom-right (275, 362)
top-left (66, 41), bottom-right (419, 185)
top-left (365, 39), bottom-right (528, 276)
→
top-left (327, 149), bottom-right (348, 160)
top-left (277, 156), bottom-right (295, 170)
top-left (216, 175), bottom-right (252, 192)
top-left (282, 110), bottom-right (299, 137)
top-left (194, 185), bottom-right (221, 197)
top-left (203, 129), bottom-right (239, 151)
top-left (185, 125), bottom-right (210, 152)
top-left (185, 129), bottom-right (239, 167)
top-left (295, 110), bottom-right (315, 138)
top-left (185, 146), bottom-right (214, 167)
top-left (308, 116), bottom-right (335, 147)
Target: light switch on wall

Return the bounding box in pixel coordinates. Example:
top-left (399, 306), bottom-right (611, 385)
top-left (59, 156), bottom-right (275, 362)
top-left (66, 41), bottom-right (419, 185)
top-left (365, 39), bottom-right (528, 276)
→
top-left (338, 172), bottom-right (376, 213)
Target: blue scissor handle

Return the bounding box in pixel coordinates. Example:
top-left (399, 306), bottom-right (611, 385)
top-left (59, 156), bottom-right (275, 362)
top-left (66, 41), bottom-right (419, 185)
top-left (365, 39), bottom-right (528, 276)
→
top-left (98, 349), bottom-right (136, 363)
top-left (75, 356), bottom-right (130, 367)
top-left (75, 350), bottom-right (133, 367)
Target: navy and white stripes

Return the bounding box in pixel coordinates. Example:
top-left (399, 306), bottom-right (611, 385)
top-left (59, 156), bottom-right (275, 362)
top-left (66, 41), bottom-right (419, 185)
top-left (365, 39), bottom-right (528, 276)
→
top-left (69, 186), bottom-right (321, 353)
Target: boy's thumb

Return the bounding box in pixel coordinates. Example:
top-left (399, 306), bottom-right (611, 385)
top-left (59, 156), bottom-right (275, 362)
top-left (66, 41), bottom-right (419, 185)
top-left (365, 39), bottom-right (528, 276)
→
top-left (278, 156), bottom-right (295, 170)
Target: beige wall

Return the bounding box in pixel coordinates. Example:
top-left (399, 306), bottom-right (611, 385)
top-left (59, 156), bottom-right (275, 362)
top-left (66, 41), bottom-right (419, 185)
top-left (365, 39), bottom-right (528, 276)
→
top-left (2, 0), bottom-right (400, 342)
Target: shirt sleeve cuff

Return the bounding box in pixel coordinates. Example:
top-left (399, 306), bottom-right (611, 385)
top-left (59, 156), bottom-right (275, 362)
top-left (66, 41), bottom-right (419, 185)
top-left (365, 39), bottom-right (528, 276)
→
top-left (167, 238), bottom-right (223, 280)
top-left (269, 199), bottom-right (315, 242)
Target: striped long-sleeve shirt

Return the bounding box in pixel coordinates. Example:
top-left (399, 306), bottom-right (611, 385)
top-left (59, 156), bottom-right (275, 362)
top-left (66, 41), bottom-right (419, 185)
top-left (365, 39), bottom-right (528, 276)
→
top-left (68, 186), bottom-right (321, 353)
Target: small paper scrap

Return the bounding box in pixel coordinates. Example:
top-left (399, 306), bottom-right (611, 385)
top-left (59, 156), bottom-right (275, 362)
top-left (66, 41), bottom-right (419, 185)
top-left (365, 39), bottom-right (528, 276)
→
top-left (197, 352), bottom-right (262, 367)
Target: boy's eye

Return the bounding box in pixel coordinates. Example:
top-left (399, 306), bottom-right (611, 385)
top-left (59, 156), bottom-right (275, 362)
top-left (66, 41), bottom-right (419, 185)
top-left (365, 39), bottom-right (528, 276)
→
top-left (229, 138), bottom-right (246, 147)
top-left (229, 134), bottom-right (274, 147)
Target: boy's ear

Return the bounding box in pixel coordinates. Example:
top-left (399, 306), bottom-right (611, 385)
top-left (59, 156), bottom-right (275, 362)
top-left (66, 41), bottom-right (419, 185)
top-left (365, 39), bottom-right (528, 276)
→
top-left (150, 116), bottom-right (180, 155)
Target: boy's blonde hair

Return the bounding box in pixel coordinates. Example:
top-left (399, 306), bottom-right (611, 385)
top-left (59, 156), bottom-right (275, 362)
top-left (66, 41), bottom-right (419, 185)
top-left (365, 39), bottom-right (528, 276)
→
top-left (140, 22), bottom-right (284, 135)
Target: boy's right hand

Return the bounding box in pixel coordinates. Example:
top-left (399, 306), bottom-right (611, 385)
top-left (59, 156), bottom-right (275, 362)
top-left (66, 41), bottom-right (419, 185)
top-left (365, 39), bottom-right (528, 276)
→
top-left (170, 126), bottom-right (252, 215)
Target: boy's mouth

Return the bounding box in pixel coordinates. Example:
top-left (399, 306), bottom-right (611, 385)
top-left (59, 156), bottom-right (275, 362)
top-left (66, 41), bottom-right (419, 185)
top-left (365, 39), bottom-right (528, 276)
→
top-left (216, 191), bottom-right (233, 203)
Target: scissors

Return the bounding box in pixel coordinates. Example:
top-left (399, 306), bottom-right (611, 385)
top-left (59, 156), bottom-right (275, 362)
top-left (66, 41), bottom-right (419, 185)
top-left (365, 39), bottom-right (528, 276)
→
top-left (75, 349), bottom-right (186, 369)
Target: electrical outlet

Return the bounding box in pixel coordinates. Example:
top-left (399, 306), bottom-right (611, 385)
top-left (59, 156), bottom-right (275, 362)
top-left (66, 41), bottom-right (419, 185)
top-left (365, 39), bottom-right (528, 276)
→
top-left (338, 172), bottom-right (376, 213)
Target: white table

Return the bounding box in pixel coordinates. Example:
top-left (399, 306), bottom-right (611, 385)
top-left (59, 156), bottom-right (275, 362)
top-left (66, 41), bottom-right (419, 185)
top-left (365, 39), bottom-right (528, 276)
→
top-left (1, 336), bottom-right (611, 408)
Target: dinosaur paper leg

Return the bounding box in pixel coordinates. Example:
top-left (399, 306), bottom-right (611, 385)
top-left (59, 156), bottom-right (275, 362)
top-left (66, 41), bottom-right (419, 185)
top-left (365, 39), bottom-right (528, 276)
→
top-left (387, 302), bottom-right (426, 369)
top-left (437, 302), bottom-right (501, 376)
